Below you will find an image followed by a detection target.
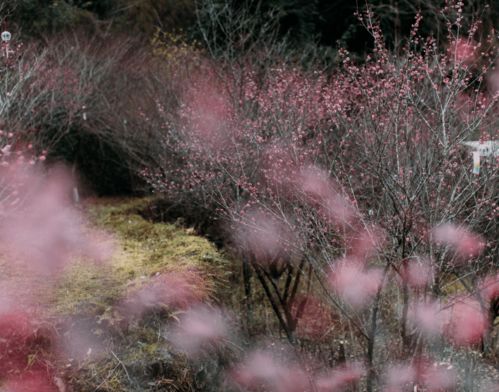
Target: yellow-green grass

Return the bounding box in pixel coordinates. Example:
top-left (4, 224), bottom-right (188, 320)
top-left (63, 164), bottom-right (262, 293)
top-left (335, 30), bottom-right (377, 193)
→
top-left (48, 197), bottom-right (230, 391)
top-left (53, 197), bottom-right (229, 316)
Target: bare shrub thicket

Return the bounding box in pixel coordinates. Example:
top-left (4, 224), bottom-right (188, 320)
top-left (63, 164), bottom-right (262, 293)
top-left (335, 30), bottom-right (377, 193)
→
top-left (0, 31), bottom-right (172, 193)
top-left (142, 2), bottom-right (499, 390)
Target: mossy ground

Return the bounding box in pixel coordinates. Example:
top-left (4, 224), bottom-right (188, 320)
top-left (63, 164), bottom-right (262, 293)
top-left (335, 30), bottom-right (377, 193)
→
top-left (54, 197), bottom-right (228, 314)
top-left (51, 197), bottom-right (231, 391)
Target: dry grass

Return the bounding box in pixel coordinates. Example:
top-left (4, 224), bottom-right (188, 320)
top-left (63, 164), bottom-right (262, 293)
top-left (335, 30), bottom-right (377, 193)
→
top-left (51, 197), bottom-right (230, 391)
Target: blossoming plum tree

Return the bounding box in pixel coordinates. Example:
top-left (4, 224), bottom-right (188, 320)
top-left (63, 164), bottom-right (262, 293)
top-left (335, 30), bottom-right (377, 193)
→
top-left (142, 1), bottom-right (498, 389)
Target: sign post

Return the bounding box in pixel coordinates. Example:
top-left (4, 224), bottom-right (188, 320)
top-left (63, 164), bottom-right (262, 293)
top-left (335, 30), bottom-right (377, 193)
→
top-left (461, 140), bottom-right (499, 175)
top-left (1, 31), bottom-right (11, 59)
top-left (472, 151), bottom-right (480, 175)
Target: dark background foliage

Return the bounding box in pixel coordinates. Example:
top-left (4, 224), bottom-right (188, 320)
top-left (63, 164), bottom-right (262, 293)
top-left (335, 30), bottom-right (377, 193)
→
top-left (5, 0), bottom-right (497, 54)
top-left (1, 0), bottom-right (497, 197)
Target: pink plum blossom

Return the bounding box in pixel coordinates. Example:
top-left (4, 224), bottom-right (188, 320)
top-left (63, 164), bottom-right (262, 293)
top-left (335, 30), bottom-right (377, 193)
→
top-left (260, 143), bottom-right (299, 191)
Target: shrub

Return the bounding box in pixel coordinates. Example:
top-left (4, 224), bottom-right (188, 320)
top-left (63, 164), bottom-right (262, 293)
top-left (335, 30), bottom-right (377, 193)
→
top-left (142, 3), bottom-right (498, 389)
top-left (0, 31), bottom-right (172, 194)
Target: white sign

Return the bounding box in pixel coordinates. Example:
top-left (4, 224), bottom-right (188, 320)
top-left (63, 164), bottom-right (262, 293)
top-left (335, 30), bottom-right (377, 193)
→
top-left (461, 140), bottom-right (499, 157)
top-left (1, 31), bottom-right (11, 42)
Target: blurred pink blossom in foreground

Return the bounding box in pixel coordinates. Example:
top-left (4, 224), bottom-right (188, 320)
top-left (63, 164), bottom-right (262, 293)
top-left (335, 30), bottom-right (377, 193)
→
top-left (409, 296), bottom-right (489, 346)
top-left (56, 318), bottom-right (106, 363)
top-left (399, 257), bottom-right (434, 289)
top-left (447, 37), bottom-right (477, 66)
top-left (328, 258), bottom-right (383, 308)
top-left (180, 72), bottom-right (234, 152)
top-left (294, 166), bottom-right (333, 202)
top-left (0, 310), bottom-right (58, 391)
top-left (294, 166), bottom-right (357, 229)
top-left (443, 297), bottom-right (488, 346)
top-left (232, 209), bottom-right (298, 264)
top-left (120, 270), bottom-right (207, 319)
top-left (384, 363), bottom-right (416, 392)
top-left (315, 362), bottom-right (365, 391)
top-left (346, 226), bottom-right (385, 260)
top-left (488, 61), bottom-right (499, 96)
top-left (233, 352), bottom-right (363, 392)
top-left (291, 294), bottom-right (336, 340)
top-left (408, 300), bottom-right (446, 336)
top-left (0, 286), bottom-right (17, 315)
top-left (231, 350), bottom-right (310, 392)
top-left (431, 223), bottom-right (485, 260)
top-left (1, 372), bottom-right (58, 392)
top-left (168, 306), bottom-right (229, 357)
top-left (0, 164), bottom-right (114, 275)
top-left (384, 360), bottom-right (456, 392)
top-left (479, 274), bottom-right (499, 303)
top-left (421, 363), bottom-right (456, 391)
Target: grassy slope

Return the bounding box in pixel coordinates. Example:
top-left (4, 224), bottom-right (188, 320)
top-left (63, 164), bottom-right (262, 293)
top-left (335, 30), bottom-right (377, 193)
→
top-left (53, 197), bottom-right (230, 391)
